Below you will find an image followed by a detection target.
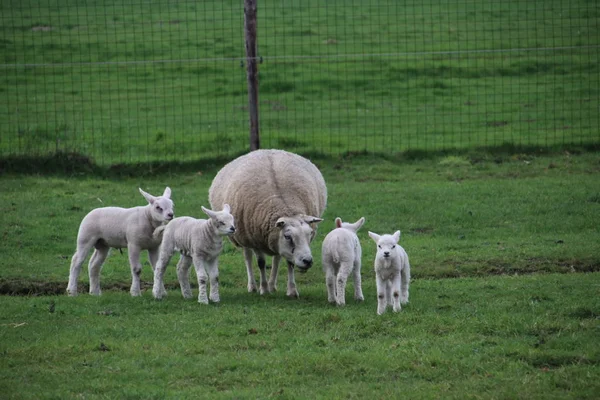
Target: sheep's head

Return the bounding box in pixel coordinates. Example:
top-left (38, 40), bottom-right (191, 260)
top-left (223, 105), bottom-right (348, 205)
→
top-left (368, 230), bottom-right (401, 261)
top-left (202, 204), bottom-right (236, 236)
top-left (336, 216), bottom-right (365, 233)
top-left (276, 215), bottom-right (323, 272)
top-left (140, 187), bottom-right (174, 223)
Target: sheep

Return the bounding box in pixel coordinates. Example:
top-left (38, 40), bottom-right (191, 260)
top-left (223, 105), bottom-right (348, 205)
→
top-left (208, 149), bottom-right (327, 298)
top-left (151, 205), bottom-right (236, 304)
top-left (368, 230), bottom-right (410, 314)
top-left (66, 187), bottom-right (174, 297)
top-left (321, 217), bottom-right (365, 306)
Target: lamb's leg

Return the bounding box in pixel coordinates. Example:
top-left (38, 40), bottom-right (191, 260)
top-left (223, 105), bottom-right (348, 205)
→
top-left (324, 265), bottom-right (336, 304)
top-left (256, 252), bottom-right (269, 295)
top-left (400, 262), bottom-right (410, 304)
top-left (152, 244), bottom-right (173, 299)
top-left (335, 262), bottom-right (353, 306)
top-left (391, 274), bottom-right (402, 312)
top-left (267, 255), bottom-right (281, 293)
top-left (286, 262), bottom-right (299, 298)
top-left (67, 239), bottom-right (94, 296)
top-left (176, 254), bottom-right (193, 299)
top-left (192, 255), bottom-right (209, 304)
top-left (127, 245), bottom-right (143, 297)
top-left (353, 259), bottom-right (364, 302)
top-left (206, 258), bottom-right (220, 303)
top-left (243, 247), bottom-right (257, 293)
top-left (376, 273), bottom-right (386, 315)
top-left (88, 243), bottom-right (109, 296)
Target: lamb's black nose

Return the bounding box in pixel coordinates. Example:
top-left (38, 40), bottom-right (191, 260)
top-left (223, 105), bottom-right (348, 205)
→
top-left (167, 213), bottom-right (174, 219)
top-left (302, 258), bottom-right (313, 268)
top-left (230, 226), bottom-right (236, 233)
top-left (383, 252), bottom-right (390, 257)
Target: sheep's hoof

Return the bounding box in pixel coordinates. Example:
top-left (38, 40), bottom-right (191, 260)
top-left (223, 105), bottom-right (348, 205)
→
top-left (247, 283), bottom-right (258, 293)
top-left (198, 298), bottom-right (209, 305)
top-left (286, 288), bottom-right (299, 298)
top-left (268, 283), bottom-right (277, 293)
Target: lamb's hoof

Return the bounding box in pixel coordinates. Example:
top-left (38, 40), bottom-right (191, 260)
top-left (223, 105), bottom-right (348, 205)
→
top-left (259, 285), bottom-right (269, 295)
top-left (248, 283), bottom-right (258, 293)
top-left (90, 290), bottom-right (102, 296)
top-left (198, 298), bottom-right (209, 305)
top-left (268, 283), bottom-right (278, 293)
top-left (130, 290), bottom-right (141, 297)
top-left (287, 288), bottom-right (299, 298)
top-left (66, 289), bottom-right (78, 297)
top-left (355, 295), bottom-right (365, 302)
top-left (209, 296), bottom-right (220, 303)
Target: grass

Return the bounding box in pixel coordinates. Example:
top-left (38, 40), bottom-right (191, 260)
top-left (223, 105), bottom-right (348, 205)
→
top-left (1, 150), bottom-right (599, 397)
top-left (1, 0), bottom-right (598, 164)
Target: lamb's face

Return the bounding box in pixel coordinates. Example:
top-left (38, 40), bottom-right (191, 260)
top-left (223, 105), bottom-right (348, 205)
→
top-left (368, 231), bottom-right (401, 262)
top-left (202, 204), bottom-right (236, 236)
top-left (140, 187), bottom-right (175, 223)
top-left (276, 216), bottom-right (323, 272)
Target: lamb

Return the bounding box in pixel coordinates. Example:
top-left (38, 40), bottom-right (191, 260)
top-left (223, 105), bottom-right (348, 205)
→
top-left (151, 205), bottom-right (236, 304)
top-left (66, 187), bottom-right (174, 297)
top-left (321, 217), bottom-right (365, 306)
top-left (368, 230), bottom-right (410, 315)
top-left (208, 149), bottom-right (327, 298)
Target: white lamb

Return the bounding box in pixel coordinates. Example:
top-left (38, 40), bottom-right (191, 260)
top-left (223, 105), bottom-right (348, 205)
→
top-left (321, 217), bottom-right (365, 306)
top-left (152, 205), bottom-right (236, 304)
top-left (66, 187), bottom-right (174, 297)
top-left (209, 149), bottom-right (327, 298)
top-left (368, 230), bottom-right (410, 315)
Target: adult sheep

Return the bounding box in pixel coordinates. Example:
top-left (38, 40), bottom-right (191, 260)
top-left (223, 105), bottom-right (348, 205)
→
top-left (209, 149), bottom-right (327, 298)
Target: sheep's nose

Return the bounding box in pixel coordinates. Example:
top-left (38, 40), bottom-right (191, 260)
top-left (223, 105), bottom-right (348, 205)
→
top-left (167, 213), bottom-right (174, 219)
top-left (383, 252), bottom-right (390, 257)
top-left (230, 226), bottom-right (236, 233)
top-left (302, 258), bottom-right (313, 268)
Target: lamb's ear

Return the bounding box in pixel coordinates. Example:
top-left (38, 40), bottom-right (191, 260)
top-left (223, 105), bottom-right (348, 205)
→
top-left (368, 231), bottom-right (380, 243)
top-left (304, 216), bottom-right (323, 225)
top-left (162, 187), bottom-right (172, 199)
top-left (223, 204), bottom-right (231, 213)
top-left (276, 217), bottom-right (286, 229)
top-left (335, 217), bottom-right (343, 229)
top-left (353, 217), bottom-right (365, 231)
top-left (139, 188), bottom-right (155, 204)
top-left (393, 230), bottom-right (401, 243)
top-left (201, 206), bottom-right (216, 219)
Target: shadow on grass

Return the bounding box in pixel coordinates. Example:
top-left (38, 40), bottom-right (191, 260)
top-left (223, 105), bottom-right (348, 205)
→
top-left (1, 143), bottom-right (599, 177)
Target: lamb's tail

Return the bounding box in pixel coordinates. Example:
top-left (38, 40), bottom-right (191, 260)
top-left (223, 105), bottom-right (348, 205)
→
top-left (153, 225), bottom-right (166, 240)
top-left (331, 238), bottom-right (340, 264)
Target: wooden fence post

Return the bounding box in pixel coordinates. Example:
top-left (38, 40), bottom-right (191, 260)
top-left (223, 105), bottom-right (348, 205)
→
top-left (244, 0), bottom-right (260, 151)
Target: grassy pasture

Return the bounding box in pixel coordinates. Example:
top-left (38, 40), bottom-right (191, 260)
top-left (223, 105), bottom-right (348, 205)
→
top-left (0, 151), bottom-right (599, 397)
top-left (1, 0), bottom-right (598, 164)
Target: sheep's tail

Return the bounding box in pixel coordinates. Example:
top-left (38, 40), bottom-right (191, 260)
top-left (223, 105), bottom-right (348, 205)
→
top-left (332, 238), bottom-right (340, 264)
top-left (153, 225), bottom-right (166, 240)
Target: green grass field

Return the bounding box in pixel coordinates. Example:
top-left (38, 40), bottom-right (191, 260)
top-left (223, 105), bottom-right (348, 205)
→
top-left (1, 151), bottom-right (599, 398)
top-left (1, 0), bottom-right (599, 165)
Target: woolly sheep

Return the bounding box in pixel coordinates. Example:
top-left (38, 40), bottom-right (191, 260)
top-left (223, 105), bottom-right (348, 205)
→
top-left (208, 149), bottom-right (327, 298)
top-left (321, 217), bottom-right (365, 306)
top-left (152, 205), bottom-right (236, 304)
top-left (368, 230), bottom-right (411, 315)
top-left (66, 187), bottom-right (174, 297)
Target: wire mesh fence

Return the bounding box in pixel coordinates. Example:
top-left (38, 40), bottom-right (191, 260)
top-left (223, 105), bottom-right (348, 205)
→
top-left (1, 0), bottom-right (598, 166)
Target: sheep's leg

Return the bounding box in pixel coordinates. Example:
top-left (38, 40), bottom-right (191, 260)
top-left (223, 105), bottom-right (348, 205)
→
top-left (353, 259), bottom-right (364, 302)
top-left (206, 258), bottom-right (220, 303)
top-left (67, 240), bottom-right (94, 296)
top-left (243, 247), bottom-right (257, 293)
top-left (391, 275), bottom-right (402, 312)
top-left (127, 245), bottom-right (143, 297)
top-left (400, 263), bottom-right (410, 304)
top-left (88, 244), bottom-right (109, 296)
top-left (324, 266), bottom-right (336, 304)
top-left (286, 262), bottom-right (299, 298)
top-left (152, 244), bottom-right (173, 299)
top-left (376, 273), bottom-right (387, 315)
top-left (267, 255), bottom-right (281, 293)
top-left (256, 252), bottom-right (269, 295)
top-left (192, 255), bottom-right (209, 304)
top-left (335, 262), bottom-right (353, 306)
top-left (176, 254), bottom-right (193, 299)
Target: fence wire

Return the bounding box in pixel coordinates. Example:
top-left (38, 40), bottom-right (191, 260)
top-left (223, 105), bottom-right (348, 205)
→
top-left (1, 0), bottom-right (598, 165)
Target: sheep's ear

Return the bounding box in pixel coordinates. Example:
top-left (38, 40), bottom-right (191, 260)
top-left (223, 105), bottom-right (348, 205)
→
top-left (276, 218), bottom-right (286, 229)
top-left (335, 217), bottom-right (342, 229)
top-left (393, 230), bottom-right (401, 243)
top-left (162, 187), bottom-right (172, 199)
top-left (304, 216), bottom-right (323, 225)
top-left (368, 231), bottom-right (380, 243)
top-left (139, 188), bottom-right (155, 204)
top-left (223, 204), bottom-right (231, 213)
top-left (353, 217), bottom-right (365, 231)
top-left (201, 206), bottom-right (215, 219)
